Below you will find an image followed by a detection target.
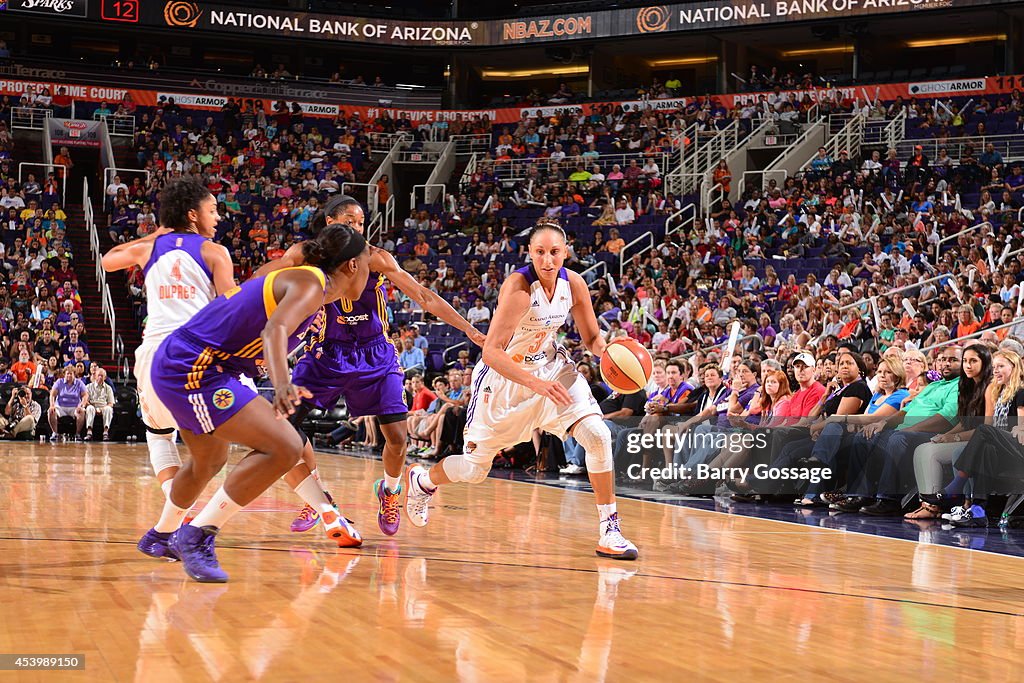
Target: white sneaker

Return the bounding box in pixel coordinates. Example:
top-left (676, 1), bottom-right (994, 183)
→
top-left (595, 513), bottom-right (638, 560)
top-left (405, 464), bottom-right (435, 528)
top-left (559, 463), bottom-right (585, 474)
top-left (942, 505), bottom-right (968, 522)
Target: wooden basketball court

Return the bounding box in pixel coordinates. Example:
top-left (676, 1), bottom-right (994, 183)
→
top-left (2, 441), bottom-right (1023, 681)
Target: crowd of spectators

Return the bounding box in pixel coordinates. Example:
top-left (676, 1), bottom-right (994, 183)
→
top-left (0, 126), bottom-right (118, 440)
top-left (85, 84), bottom-right (1024, 519)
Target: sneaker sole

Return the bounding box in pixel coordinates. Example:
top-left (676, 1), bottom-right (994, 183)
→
top-left (326, 526), bottom-right (363, 547)
top-left (322, 509), bottom-right (363, 548)
top-left (595, 547), bottom-right (639, 561)
top-left (137, 544), bottom-right (180, 561)
top-left (182, 566), bottom-right (229, 583)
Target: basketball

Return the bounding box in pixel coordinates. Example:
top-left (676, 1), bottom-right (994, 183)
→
top-left (601, 338), bottom-right (653, 394)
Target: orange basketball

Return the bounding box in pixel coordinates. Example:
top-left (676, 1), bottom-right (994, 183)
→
top-left (600, 338), bottom-right (653, 394)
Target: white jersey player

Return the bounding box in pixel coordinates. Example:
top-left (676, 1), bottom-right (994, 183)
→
top-left (405, 220), bottom-right (638, 560)
top-left (102, 179), bottom-right (234, 548)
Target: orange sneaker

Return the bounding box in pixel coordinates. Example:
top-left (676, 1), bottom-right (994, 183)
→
top-left (322, 509), bottom-right (363, 548)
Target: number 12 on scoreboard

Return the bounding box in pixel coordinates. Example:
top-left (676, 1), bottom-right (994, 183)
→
top-left (102, 0), bottom-right (139, 22)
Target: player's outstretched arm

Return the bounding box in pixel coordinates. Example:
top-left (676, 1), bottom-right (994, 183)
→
top-left (252, 242), bottom-right (305, 279)
top-left (568, 271), bottom-right (606, 359)
top-left (371, 248), bottom-right (486, 347)
top-left (482, 275), bottom-right (571, 406)
top-left (100, 227), bottom-right (172, 272)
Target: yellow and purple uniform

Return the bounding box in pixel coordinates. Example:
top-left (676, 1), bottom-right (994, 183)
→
top-left (290, 271), bottom-right (406, 416)
top-left (151, 266), bottom-right (326, 434)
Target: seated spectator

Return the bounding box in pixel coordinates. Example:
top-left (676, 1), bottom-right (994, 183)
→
top-left (84, 367), bottom-right (116, 441)
top-left (1, 386), bottom-right (40, 440)
top-left (10, 349), bottom-right (36, 384)
top-left (399, 337), bottom-right (426, 376)
top-left (47, 366), bottom-right (86, 441)
top-left (613, 199), bottom-right (635, 225)
top-left (466, 299), bottom-right (491, 326)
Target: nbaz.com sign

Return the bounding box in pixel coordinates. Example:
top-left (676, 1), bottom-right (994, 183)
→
top-left (7, 0), bottom-right (87, 17)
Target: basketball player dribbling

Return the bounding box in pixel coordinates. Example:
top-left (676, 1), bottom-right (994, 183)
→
top-left (145, 225), bottom-right (371, 582)
top-left (405, 220), bottom-right (638, 560)
top-left (253, 195), bottom-right (485, 537)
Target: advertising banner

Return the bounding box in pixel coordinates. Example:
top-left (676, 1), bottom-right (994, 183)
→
top-left (3, 73), bottom-right (1022, 126)
top-left (48, 118), bottom-right (102, 147)
top-left (80, 0), bottom-right (1015, 47)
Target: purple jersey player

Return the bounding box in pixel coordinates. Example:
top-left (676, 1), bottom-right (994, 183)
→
top-left (252, 195), bottom-right (485, 537)
top-left (139, 225), bottom-right (371, 583)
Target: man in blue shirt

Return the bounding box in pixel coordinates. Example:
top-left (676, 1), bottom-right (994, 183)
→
top-left (409, 326), bottom-right (430, 353)
top-left (979, 142), bottom-right (1003, 172)
top-left (1005, 163), bottom-right (1024, 192)
top-left (399, 337), bottom-right (425, 376)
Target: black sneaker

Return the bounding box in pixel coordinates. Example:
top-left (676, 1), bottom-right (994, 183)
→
top-left (834, 496), bottom-right (873, 513)
top-left (861, 499), bottom-right (903, 516)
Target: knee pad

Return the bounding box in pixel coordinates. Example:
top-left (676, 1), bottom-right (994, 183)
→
top-left (574, 416), bottom-right (614, 474)
top-left (441, 453), bottom-right (491, 484)
top-left (146, 430), bottom-right (181, 475)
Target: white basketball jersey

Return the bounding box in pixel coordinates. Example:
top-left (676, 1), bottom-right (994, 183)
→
top-left (142, 233), bottom-right (217, 341)
top-left (505, 265), bottom-right (573, 370)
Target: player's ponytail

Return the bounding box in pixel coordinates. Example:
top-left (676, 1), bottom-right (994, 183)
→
top-left (310, 194), bottom-right (361, 235)
top-left (303, 224), bottom-right (367, 273)
top-left (301, 239), bottom-right (324, 265)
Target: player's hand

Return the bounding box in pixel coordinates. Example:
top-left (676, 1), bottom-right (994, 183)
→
top-left (273, 383), bottom-right (312, 419)
top-left (145, 226), bottom-right (174, 242)
top-left (468, 329), bottom-right (486, 347)
top-left (530, 378), bottom-right (573, 406)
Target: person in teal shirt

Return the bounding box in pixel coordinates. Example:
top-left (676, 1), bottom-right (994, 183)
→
top-left (835, 345), bottom-right (964, 515)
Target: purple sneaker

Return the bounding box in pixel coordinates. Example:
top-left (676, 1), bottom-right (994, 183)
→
top-left (290, 504), bottom-right (321, 533)
top-left (137, 527), bottom-right (179, 560)
top-left (169, 525), bottom-right (228, 583)
top-left (374, 479), bottom-right (401, 536)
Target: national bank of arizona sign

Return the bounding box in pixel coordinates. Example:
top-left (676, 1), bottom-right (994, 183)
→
top-left (65, 0), bottom-right (1019, 46)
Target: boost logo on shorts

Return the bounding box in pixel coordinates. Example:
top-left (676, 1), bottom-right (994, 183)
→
top-left (212, 388), bottom-right (235, 410)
